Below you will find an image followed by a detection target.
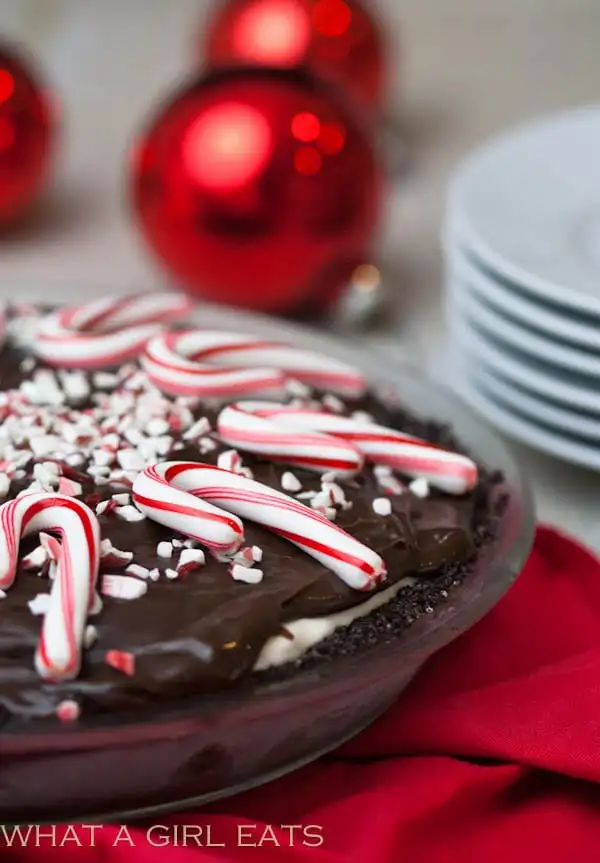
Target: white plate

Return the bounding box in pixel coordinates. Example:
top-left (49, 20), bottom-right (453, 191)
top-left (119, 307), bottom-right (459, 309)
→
top-left (445, 244), bottom-right (600, 351)
top-left (448, 276), bottom-right (600, 378)
top-left (447, 306), bottom-right (600, 415)
top-left (450, 349), bottom-right (600, 472)
top-left (447, 105), bottom-right (600, 317)
top-left (458, 357), bottom-right (600, 442)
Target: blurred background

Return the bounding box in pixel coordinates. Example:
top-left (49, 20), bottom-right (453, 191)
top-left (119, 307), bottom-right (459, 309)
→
top-left (0, 0), bottom-right (599, 548)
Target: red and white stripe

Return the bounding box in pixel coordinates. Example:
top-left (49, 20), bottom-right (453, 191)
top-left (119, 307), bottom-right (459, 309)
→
top-left (34, 293), bottom-right (194, 368)
top-left (218, 404), bottom-right (363, 478)
top-left (132, 462), bottom-right (386, 591)
top-left (0, 493), bottom-right (101, 680)
top-left (141, 330), bottom-right (367, 399)
top-left (218, 403), bottom-right (478, 495)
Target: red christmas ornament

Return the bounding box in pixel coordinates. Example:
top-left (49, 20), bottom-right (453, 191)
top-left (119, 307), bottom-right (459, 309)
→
top-left (201, 0), bottom-right (386, 110)
top-left (0, 42), bottom-right (56, 224)
top-left (130, 67), bottom-right (381, 315)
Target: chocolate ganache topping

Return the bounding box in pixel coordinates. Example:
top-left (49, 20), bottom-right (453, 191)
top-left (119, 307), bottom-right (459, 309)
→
top-left (0, 297), bottom-right (483, 725)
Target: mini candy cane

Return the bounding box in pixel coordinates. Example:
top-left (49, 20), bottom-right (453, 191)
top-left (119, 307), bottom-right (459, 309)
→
top-left (218, 403), bottom-right (478, 495)
top-left (34, 292), bottom-right (194, 368)
top-left (218, 403), bottom-right (363, 478)
top-left (0, 493), bottom-right (101, 680)
top-left (133, 462), bottom-right (385, 590)
top-left (141, 331), bottom-right (367, 399)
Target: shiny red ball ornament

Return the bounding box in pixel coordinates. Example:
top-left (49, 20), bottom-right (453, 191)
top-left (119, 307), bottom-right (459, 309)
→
top-left (201, 0), bottom-right (386, 110)
top-left (0, 42), bottom-right (56, 224)
top-left (131, 67), bottom-right (381, 315)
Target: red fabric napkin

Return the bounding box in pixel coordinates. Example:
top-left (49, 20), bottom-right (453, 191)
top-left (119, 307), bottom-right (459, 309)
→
top-left (4, 525), bottom-right (600, 862)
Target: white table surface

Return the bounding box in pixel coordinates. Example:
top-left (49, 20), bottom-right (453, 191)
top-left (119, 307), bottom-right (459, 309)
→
top-left (1, 0), bottom-right (599, 552)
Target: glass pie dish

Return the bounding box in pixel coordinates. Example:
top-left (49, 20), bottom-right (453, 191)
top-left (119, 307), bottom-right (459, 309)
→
top-left (0, 291), bottom-right (535, 824)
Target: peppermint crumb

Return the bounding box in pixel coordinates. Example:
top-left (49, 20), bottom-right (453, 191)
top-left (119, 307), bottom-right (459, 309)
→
top-left (156, 541), bottom-right (173, 558)
top-left (20, 356), bottom-right (36, 373)
top-left (171, 539), bottom-right (184, 549)
top-left (281, 471), bottom-right (302, 492)
top-left (177, 548), bottom-right (206, 572)
top-left (0, 589), bottom-right (6, 599)
top-left (147, 568), bottom-right (160, 582)
top-left (286, 378), bottom-right (311, 397)
top-left (102, 574), bottom-right (148, 600)
top-left (105, 650), bottom-right (136, 676)
top-left (217, 449), bottom-right (241, 473)
top-left (84, 625), bottom-right (98, 649)
top-left (321, 394), bottom-right (345, 413)
top-left (372, 497), bottom-right (392, 516)
top-left (116, 448), bottom-right (145, 472)
top-left (93, 449), bottom-right (114, 467)
top-left (352, 410), bottom-right (375, 423)
top-left (87, 465), bottom-right (110, 478)
top-left (56, 700), bottom-right (80, 723)
top-left (111, 492), bottom-right (131, 506)
top-left (28, 593), bottom-right (51, 615)
top-left (198, 437), bottom-right (217, 453)
top-left (165, 568), bottom-right (179, 580)
top-left (183, 417), bottom-right (211, 440)
top-left (93, 372), bottom-right (119, 390)
top-left (146, 417), bottom-right (170, 436)
top-left (96, 499), bottom-right (117, 516)
top-left (57, 477), bottom-right (82, 497)
top-left (125, 563), bottom-right (150, 579)
top-left (296, 491), bottom-right (317, 500)
top-left (252, 546), bottom-right (263, 563)
top-left (409, 478), bottom-right (430, 499)
top-left (22, 546), bottom-right (48, 570)
top-left (373, 464), bottom-right (393, 477)
top-left (117, 505), bottom-right (146, 522)
top-left (230, 564), bottom-right (264, 584)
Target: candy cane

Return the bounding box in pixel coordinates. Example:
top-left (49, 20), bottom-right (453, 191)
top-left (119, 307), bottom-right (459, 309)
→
top-left (141, 331), bottom-right (367, 399)
top-left (34, 292), bottom-right (194, 368)
top-left (217, 403), bottom-right (478, 495)
top-left (218, 403), bottom-right (363, 477)
top-left (0, 493), bottom-right (101, 680)
top-left (132, 462), bottom-right (385, 591)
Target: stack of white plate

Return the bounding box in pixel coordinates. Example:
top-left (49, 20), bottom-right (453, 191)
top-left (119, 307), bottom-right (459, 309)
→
top-left (443, 106), bottom-right (600, 472)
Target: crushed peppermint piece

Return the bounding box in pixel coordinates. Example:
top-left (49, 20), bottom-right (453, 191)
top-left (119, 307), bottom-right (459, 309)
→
top-left (251, 546), bottom-right (263, 563)
top-left (409, 478), bottom-right (430, 499)
top-left (102, 574), bottom-right (148, 600)
top-left (111, 492), bottom-right (131, 506)
top-left (100, 539), bottom-right (133, 568)
top-left (377, 474), bottom-right (407, 495)
top-left (352, 410), bottom-right (375, 423)
top-left (93, 449), bottom-right (114, 467)
top-left (373, 464), bottom-right (393, 478)
top-left (84, 625), bottom-right (98, 649)
top-left (39, 532), bottom-right (61, 563)
top-left (165, 568), bottom-right (179, 580)
top-left (285, 378), bottom-right (311, 397)
top-left (183, 538), bottom-right (197, 549)
top-left (105, 650), bottom-right (136, 676)
top-left (96, 499), bottom-right (117, 517)
top-left (0, 589), bottom-right (5, 599)
top-left (281, 471), bottom-right (302, 492)
top-left (229, 564), bottom-right (264, 584)
top-left (321, 394), bottom-right (345, 413)
top-left (58, 477), bottom-right (83, 497)
top-left (117, 448), bottom-right (145, 472)
top-left (87, 464), bottom-right (110, 477)
top-left (372, 497), bottom-right (392, 516)
top-left (177, 548), bottom-right (206, 574)
top-left (28, 593), bottom-right (52, 615)
top-left (296, 490), bottom-right (317, 500)
top-left (56, 699), bottom-right (81, 723)
top-left (93, 371), bottom-right (120, 390)
top-left (232, 546), bottom-right (255, 568)
top-left (182, 417), bottom-right (211, 441)
top-left (217, 449), bottom-right (241, 473)
top-left (20, 356), bottom-right (36, 373)
top-left (22, 545), bottom-right (48, 570)
top-left (156, 541), bottom-right (173, 558)
top-left (198, 436), bottom-right (217, 453)
top-left (147, 568), bottom-right (160, 582)
top-left (117, 505), bottom-right (146, 522)
top-left (29, 435), bottom-right (64, 457)
top-left (59, 370), bottom-right (90, 402)
top-left (125, 563), bottom-right (150, 579)
top-left (171, 538), bottom-right (184, 549)
top-left (0, 473), bottom-right (10, 498)
top-left (322, 480), bottom-right (346, 506)
top-left (146, 417), bottom-right (170, 436)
